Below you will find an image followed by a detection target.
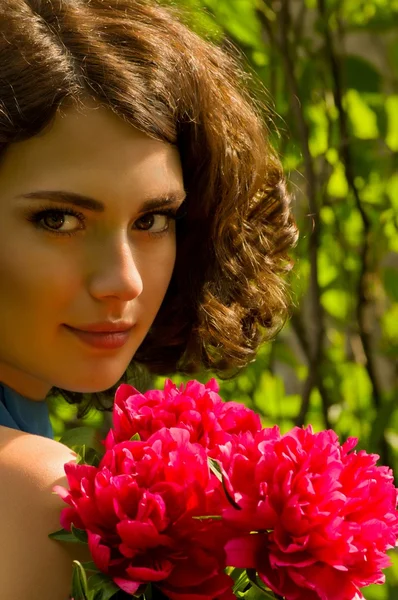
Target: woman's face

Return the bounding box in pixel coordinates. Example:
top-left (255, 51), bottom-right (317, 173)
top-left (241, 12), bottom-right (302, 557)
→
top-left (0, 100), bottom-right (185, 399)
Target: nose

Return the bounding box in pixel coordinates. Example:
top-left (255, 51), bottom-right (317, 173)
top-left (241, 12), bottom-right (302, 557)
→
top-left (87, 234), bottom-right (143, 302)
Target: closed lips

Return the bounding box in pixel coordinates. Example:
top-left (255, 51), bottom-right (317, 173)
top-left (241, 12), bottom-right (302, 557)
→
top-left (65, 323), bottom-right (134, 333)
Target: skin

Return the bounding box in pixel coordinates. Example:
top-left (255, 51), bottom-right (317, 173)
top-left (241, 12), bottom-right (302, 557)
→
top-left (0, 98), bottom-right (185, 400)
top-left (0, 427), bottom-right (93, 600)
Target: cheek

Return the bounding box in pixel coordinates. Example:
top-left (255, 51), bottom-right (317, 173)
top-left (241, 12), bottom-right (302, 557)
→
top-left (0, 240), bottom-right (80, 314)
top-left (138, 241), bottom-right (176, 306)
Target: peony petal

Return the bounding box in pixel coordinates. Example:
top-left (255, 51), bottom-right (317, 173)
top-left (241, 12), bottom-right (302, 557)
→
top-left (160, 572), bottom-right (234, 600)
top-left (87, 531), bottom-right (111, 572)
top-left (117, 519), bottom-right (172, 550)
top-left (64, 462), bottom-right (97, 490)
top-left (224, 535), bottom-right (264, 570)
top-left (59, 507), bottom-right (84, 531)
top-left (113, 576), bottom-right (141, 594)
top-left (52, 485), bottom-right (73, 505)
top-left (125, 563), bottom-right (173, 582)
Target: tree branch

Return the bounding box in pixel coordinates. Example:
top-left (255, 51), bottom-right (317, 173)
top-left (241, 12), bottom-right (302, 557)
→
top-left (258, 0), bottom-right (331, 426)
top-left (316, 0), bottom-right (382, 409)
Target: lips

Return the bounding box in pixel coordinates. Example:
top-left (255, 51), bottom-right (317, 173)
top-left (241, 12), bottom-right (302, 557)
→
top-left (69, 322), bottom-right (134, 333)
top-left (64, 323), bottom-right (134, 350)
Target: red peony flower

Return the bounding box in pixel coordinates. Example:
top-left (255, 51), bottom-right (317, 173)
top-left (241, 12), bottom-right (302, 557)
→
top-left (221, 426), bottom-right (398, 600)
top-left (52, 380), bottom-right (398, 600)
top-left (104, 379), bottom-right (261, 454)
top-left (54, 427), bottom-right (234, 600)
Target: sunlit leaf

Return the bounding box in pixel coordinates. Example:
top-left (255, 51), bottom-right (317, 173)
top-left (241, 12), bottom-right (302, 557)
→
top-left (308, 103), bottom-right (329, 157)
top-left (204, 0), bottom-right (263, 47)
top-left (382, 304), bottom-right (398, 342)
top-left (327, 162), bottom-right (349, 198)
top-left (253, 372), bottom-right (285, 420)
top-left (320, 206), bottom-right (336, 226)
top-left (341, 209), bottom-right (363, 243)
top-left (318, 249), bottom-right (339, 287)
top-left (321, 289), bottom-right (351, 320)
top-left (386, 174), bottom-right (398, 210)
top-left (346, 89), bottom-right (379, 139)
top-left (339, 363), bottom-right (372, 411)
top-left (385, 95), bottom-right (398, 151)
top-left (361, 171), bottom-right (387, 205)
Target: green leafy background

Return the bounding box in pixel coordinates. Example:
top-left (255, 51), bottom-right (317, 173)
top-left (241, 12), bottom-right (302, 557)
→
top-left (49, 1), bottom-right (398, 598)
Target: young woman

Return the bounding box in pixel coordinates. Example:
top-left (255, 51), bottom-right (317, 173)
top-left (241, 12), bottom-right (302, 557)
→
top-left (0, 0), bottom-right (298, 597)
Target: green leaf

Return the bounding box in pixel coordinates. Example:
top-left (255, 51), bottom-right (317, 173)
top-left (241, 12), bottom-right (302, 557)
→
top-left (385, 95), bottom-right (398, 151)
top-left (345, 89), bottom-right (379, 139)
top-left (237, 582), bottom-right (276, 599)
top-left (94, 583), bottom-right (121, 600)
top-left (208, 457), bottom-right (241, 510)
top-left (192, 514), bottom-right (223, 520)
top-left (307, 102), bottom-right (329, 157)
top-left (253, 372), bottom-right (285, 420)
top-left (84, 448), bottom-right (102, 467)
top-left (321, 289), bottom-right (350, 320)
top-left (382, 304), bottom-right (398, 342)
top-left (75, 444), bottom-right (87, 465)
top-left (71, 560), bottom-right (90, 600)
top-left (71, 524), bottom-right (89, 544)
top-left (135, 583), bottom-right (151, 599)
top-left (363, 580), bottom-right (389, 600)
top-left (70, 444), bottom-right (102, 467)
top-left (88, 573), bottom-right (120, 600)
top-left (232, 568), bottom-right (250, 594)
top-left (361, 171), bottom-right (387, 206)
top-left (48, 528), bottom-right (79, 543)
top-left (60, 426), bottom-right (104, 456)
top-left (386, 173), bottom-right (398, 211)
top-left (246, 569), bottom-right (279, 599)
top-left (208, 457), bottom-right (223, 483)
top-left (368, 395), bottom-right (398, 451)
top-left (49, 525), bottom-right (89, 545)
top-left (383, 267), bottom-right (398, 302)
top-left (343, 55), bottom-right (381, 93)
top-left (340, 363), bottom-right (372, 412)
top-left (81, 561), bottom-right (100, 572)
top-left (272, 343), bottom-right (300, 368)
top-left (318, 249), bottom-right (338, 288)
top-left (327, 163), bottom-right (349, 198)
top-left (204, 0), bottom-right (263, 48)
top-left (130, 433), bottom-right (141, 441)
top-left (237, 588), bottom-right (263, 599)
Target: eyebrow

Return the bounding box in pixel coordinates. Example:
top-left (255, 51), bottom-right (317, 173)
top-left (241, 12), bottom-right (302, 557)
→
top-left (17, 189), bottom-right (187, 212)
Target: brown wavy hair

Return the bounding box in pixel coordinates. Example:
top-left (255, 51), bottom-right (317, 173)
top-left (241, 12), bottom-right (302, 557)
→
top-left (0, 0), bottom-right (298, 413)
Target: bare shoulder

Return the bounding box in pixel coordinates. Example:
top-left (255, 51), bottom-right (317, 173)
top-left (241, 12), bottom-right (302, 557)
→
top-left (0, 426), bottom-right (90, 600)
top-left (0, 423), bottom-right (77, 479)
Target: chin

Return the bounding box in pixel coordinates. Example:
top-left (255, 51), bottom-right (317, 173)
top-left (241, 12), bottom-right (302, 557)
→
top-left (70, 383), bottom-right (120, 394)
top-left (58, 370), bottom-right (127, 395)
top-left (51, 350), bottom-right (138, 394)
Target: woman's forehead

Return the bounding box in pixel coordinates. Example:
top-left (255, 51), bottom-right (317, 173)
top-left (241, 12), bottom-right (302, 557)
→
top-left (0, 100), bottom-right (185, 207)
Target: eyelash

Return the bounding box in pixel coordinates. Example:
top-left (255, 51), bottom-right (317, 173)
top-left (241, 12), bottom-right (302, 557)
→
top-left (26, 205), bottom-right (184, 238)
top-left (26, 207), bottom-right (85, 237)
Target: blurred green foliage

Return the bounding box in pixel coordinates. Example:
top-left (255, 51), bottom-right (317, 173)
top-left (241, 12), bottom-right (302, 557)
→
top-left (50, 0), bottom-right (398, 597)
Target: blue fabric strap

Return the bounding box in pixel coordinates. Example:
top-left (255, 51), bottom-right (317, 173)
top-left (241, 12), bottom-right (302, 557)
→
top-left (0, 382), bottom-right (54, 439)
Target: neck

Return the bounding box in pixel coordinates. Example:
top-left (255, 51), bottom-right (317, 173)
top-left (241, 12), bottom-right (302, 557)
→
top-left (0, 365), bottom-right (50, 401)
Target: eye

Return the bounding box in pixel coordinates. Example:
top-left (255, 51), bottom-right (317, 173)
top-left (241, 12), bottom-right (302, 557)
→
top-left (36, 209), bottom-right (83, 234)
top-left (27, 208), bottom-right (85, 235)
top-left (134, 213), bottom-right (171, 234)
